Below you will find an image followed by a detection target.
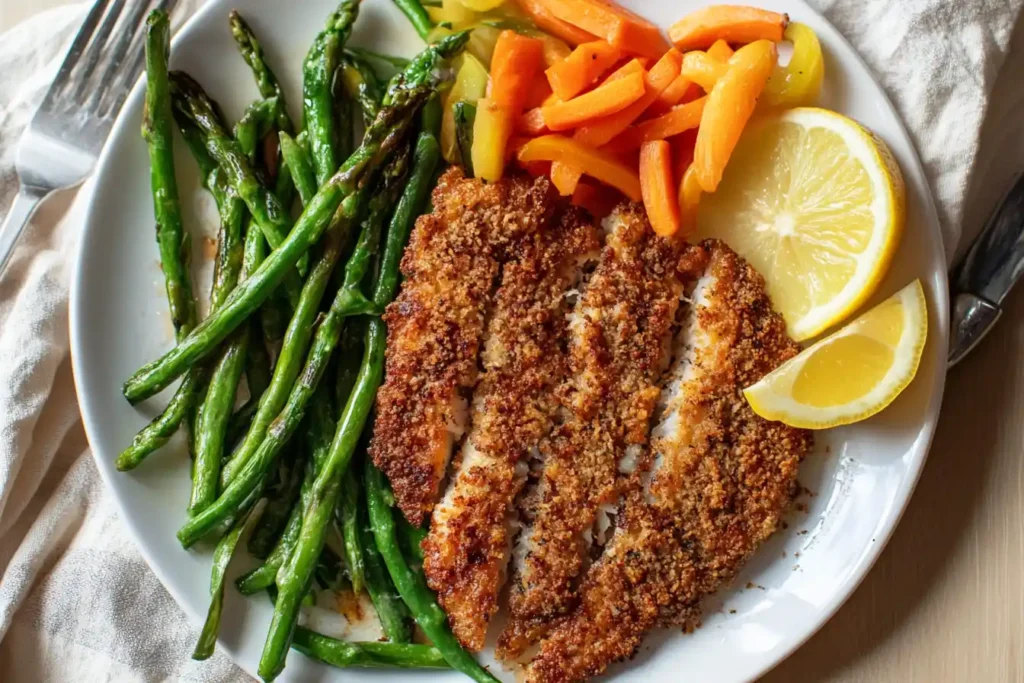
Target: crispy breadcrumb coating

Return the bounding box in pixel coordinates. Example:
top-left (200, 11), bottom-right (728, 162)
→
top-left (423, 206), bottom-right (602, 651)
top-left (523, 240), bottom-right (813, 683)
top-left (370, 169), bottom-right (557, 525)
top-left (499, 204), bottom-right (688, 659)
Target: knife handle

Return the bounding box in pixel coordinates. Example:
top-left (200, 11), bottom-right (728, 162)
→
top-left (949, 173), bottom-right (1024, 367)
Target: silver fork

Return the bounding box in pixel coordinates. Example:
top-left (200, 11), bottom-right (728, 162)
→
top-left (0, 0), bottom-right (179, 277)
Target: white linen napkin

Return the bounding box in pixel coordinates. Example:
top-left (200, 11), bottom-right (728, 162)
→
top-left (0, 1), bottom-right (1021, 681)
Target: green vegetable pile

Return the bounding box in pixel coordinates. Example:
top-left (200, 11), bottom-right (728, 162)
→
top-left (122, 5), bottom-right (497, 682)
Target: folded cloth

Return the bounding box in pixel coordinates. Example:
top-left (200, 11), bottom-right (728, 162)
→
top-left (0, 1), bottom-right (1020, 681)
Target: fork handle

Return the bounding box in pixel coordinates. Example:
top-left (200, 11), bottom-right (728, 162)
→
top-left (0, 185), bottom-right (47, 278)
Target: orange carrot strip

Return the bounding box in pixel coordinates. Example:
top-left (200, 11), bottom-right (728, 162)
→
top-left (681, 51), bottom-right (729, 92)
top-left (669, 5), bottom-right (788, 51)
top-left (545, 56), bottom-right (646, 145)
top-left (518, 107), bottom-right (550, 135)
top-left (648, 74), bottom-right (701, 116)
top-left (605, 96), bottom-right (707, 152)
top-left (640, 140), bottom-right (680, 236)
top-left (550, 161), bottom-right (583, 195)
top-left (674, 129), bottom-right (698, 178)
top-left (525, 79), bottom-right (555, 110)
top-left (572, 179), bottom-right (622, 219)
top-left (678, 163), bottom-right (703, 236)
top-left (537, 0), bottom-right (670, 59)
top-left (490, 31), bottom-right (546, 112)
top-left (514, 0), bottom-right (598, 46)
top-left (603, 57), bottom-right (647, 82)
top-left (575, 49), bottom-right (683, 147)
top-left (546, 40), bottom-right (622, 100)
top-left (552, 50), bottom-right (683, 192)
top-left (540, 70), bottom-right (646, 131)
top-left (694, 39), bottom-right (776, 192)
top-left (707, 38), bottom-right (734, 61)
top-left (518, 134), bottom-right (642, 200)
top-left (473, 98), bottom-right (516, 182)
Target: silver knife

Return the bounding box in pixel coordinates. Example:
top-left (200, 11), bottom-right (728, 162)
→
top-left (949, 172), bottom-right (1024, 367)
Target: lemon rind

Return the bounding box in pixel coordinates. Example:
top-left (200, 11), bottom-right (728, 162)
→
top-left (776, 107), bottom-right (906, 341)
top-left (743, 280), bottom-right (927, 429)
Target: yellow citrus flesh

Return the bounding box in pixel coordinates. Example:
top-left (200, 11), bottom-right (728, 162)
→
top-left (697, 107), bottom-right (905, 341)
top-left (743, 280), bottom-right (928, 429)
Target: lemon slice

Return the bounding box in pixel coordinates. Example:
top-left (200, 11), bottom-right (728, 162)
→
top-left (697, 107), bottom-right (905, 341)
top-left (744, 280), bottom-right (927, 429)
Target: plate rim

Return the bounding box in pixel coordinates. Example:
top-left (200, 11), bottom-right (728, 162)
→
top-left (68, 0), bottom-right (950, 681)
top-left (745, 2), bottom-right (950, 676)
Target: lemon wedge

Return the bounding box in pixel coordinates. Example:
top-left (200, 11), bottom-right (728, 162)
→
top-left (744, 280), bottom-right (927, 429)
top-left (697, 107), bottom-right (905, 341)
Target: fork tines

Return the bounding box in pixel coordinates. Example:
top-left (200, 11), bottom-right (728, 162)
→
top-left (43, 0), bottom-right (180, 119)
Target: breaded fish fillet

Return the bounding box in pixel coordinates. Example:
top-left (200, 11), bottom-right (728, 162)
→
top-left (499, 204), bottom-right (687, 659)
top-left (423, 206), bottom-right (603, 651)
top-left (371, 169), bottom-right (557, 525)
top-left (523, 240), bottom-right (814, 683)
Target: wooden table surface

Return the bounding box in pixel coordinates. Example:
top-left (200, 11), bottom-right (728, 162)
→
top-left (3, 2), bottom-right (1022, 681)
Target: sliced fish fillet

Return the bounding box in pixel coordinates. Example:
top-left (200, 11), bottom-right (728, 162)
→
top-left (371, 169), bottom-right (557, 525)
top-left (498, 204), bottom-right (687, 659)
top-left (423, 206), bottom-right (603, 651)
top-left (523, 240), bottom-right (814, 683)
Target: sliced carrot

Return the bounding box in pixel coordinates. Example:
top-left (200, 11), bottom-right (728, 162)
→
top-left (473, 98), bottom-right (516, 182)
top-left (669, 5), bottom-right (788, 51)
top-left (551, 49), bottom-right (683, 193)
top-left (678, 163), bottom-right (703, 235)
top-left (575, 49), bottom-right (683, 146)
top-left (603, 57), bottom-right (647, 82)
top-left (518, 134), bottom-right (642, 200)
top-left (540, 70), bottom-right (646, 131)
top-left (518, 107), bottom-right (550, 135)
top-left (514, 0), bottom-right (598, 46)
top-left (694, 39), bottom-right (777, 192)
top-left (550, 161), bottom-right (583, 195)
top-left (681, 51), bottom-right (729, 92)
top-left (674, 129), bottom-right (698, 178)
top-left (572, 179), bottom-right (622, 218)
top-left (648, 74), bottom-right (701, 116)
top-left (605, 96), bottom-right (707, 152)
top-left (546, 57), bottom-right (646, 142)
top-left (639, 140), bottom-right (680, 236)
top-left (546, 40), bottom-right (622, 100)
top-left (538, 0), bottom-right (670, 59)
top-left (525, 79), bottom-right (555, 110)
top-left (707, 38), bottom-right (735, 61)
top-left (489, 31), bottom-right (546, 112)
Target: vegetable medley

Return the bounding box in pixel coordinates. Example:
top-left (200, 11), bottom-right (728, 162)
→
top-left (435, 0), bottom-right (824, 236)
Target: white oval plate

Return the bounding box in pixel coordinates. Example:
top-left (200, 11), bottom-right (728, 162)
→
top-left (70, 1), bottom-right (949, 681)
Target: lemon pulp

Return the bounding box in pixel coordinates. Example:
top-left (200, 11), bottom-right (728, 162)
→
top-left (744, 280), bottom-right (928, 429)
top-left (698, 107), bottom-right (905, 341)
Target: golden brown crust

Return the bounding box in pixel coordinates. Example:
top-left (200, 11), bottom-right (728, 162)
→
top-left (422, 207), bottom-right (603, 651)
top-left (370, 169), bottom-right (557, 524)
top-left (498, 204), bottom-right (688, 659)
top-left (524, 240), bottom-right (814, 683)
